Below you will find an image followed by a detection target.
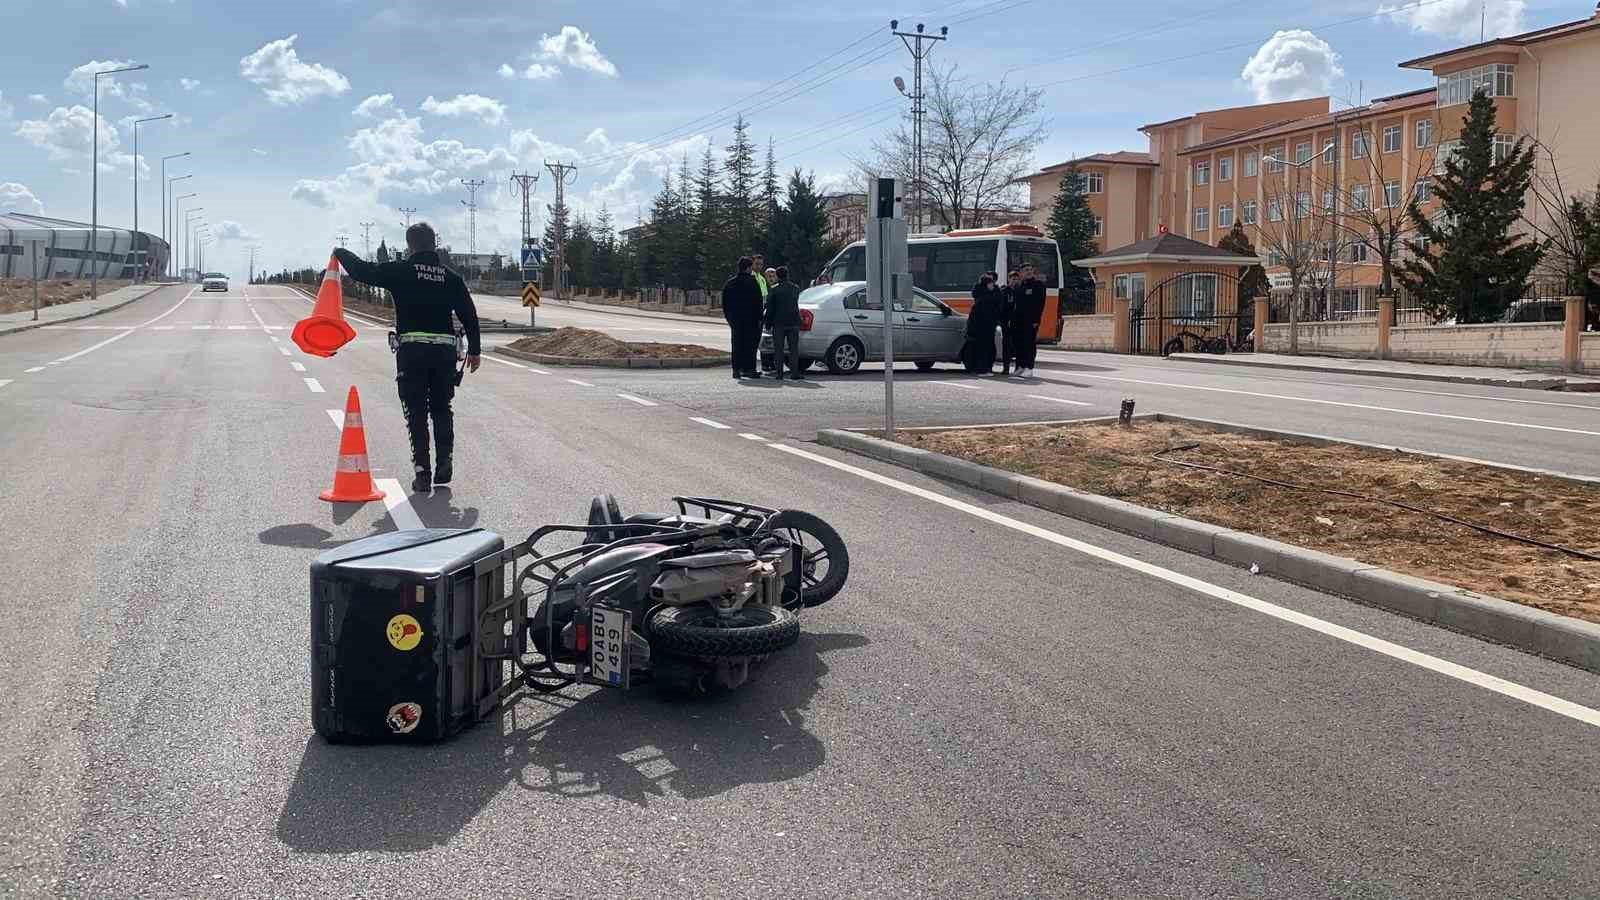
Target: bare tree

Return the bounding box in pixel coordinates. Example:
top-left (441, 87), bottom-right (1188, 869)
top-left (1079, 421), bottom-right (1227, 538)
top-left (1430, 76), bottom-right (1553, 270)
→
top-left (1254, 153), bottom-right (1337, 354)
top-left (1322, 120), bottom-right (1439, 308)
top-left (1525, 139), bottom-right (1600, 318)
top-left (857, 62), bottom-right (1047, 231)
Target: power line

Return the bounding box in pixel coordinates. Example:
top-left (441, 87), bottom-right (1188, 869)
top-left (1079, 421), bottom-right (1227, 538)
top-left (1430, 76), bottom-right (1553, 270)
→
top-left (397, 206), bottom-right (417, 230)
top-left (509, 171), bottom-right (540, 249)
top-left (543, 161), bottom-right (578, 301)
top-left (358, 221), bottom-right (376, 259)
top-left (460, 178), bottom-right (486, 254)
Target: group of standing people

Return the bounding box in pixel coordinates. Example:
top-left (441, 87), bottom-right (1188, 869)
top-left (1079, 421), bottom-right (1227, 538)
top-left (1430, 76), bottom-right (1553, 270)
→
top-left (721, 253), bottom-right (805, 381)
top-left (963, 263), bottom-right (1046, 377)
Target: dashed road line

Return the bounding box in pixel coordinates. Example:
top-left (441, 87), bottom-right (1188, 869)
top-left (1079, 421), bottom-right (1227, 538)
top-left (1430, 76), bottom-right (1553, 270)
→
top-left (527, 366), bottom-right (552, 375)
top-left (192, 325), bottom-right (212, 330)
top-left (227, 325), bottom-right (249, 330)
top-left (1027, 394), bottom-right (1094, 407)
top-left (150, 325), bottom-right (175, 331)
top-left (0, 380), bottom-right (11, 390)
top-left (291, 362), bottom-right (306, 372)
top-left (278, 347), bottom-right (292, 357)
top-left (616, 393), bottom-right (658, 406)
top-left (929, 380), bottom-right (984, 390)
top-left (738, 432), bottom-right (766, 441)
top-left (24, 367), bottom-right (44, 373)
top-left (48, 287), bottom-right (194, 364)
top-left (768, 441), bottom-right (1600, 730)
top-left (690, 416), bottom-right (731, 430)
top-left (304, 377), bottom-right (325, 393)
top-left (374, 478), bottom-right (424, 529)
top-left (326, 409), bottom-right (344, 429)
top-left (483, 355), bottom-right (527, 370)
top-left (566, 378), bottom-right (595, 387)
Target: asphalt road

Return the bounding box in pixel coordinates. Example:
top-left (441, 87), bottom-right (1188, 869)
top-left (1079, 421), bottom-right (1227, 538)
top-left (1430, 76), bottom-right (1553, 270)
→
top-left (4, 283), bottom-right (1600, 898)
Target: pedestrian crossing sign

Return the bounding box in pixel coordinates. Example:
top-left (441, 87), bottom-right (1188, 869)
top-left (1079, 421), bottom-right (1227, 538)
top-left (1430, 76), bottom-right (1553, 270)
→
top-left (521, 283), bottom-right (541, 308)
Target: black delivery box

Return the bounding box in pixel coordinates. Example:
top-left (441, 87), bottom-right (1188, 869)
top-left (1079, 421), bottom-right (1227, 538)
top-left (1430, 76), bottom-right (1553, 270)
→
top-left (309, 528), bottom-right (506, 743)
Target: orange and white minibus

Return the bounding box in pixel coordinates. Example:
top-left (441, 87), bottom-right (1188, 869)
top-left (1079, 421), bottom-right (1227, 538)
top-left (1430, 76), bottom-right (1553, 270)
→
top-left (814, 223), bottom-right (1065, 343)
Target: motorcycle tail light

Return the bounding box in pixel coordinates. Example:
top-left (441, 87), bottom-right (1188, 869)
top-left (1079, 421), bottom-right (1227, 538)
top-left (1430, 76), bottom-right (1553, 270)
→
top-left (800, 309), bottom-right (814, 331)
top-left (575, 621), bottom-right (590, 652)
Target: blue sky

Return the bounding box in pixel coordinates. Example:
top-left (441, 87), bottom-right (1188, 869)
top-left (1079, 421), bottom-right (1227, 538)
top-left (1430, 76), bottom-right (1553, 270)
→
top-left (1, 0), bottom-right (1582, 278)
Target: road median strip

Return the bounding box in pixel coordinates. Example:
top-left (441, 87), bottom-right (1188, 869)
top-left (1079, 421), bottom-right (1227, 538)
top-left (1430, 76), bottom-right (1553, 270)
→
top-left (817, 420), bottom-right (1600, 674)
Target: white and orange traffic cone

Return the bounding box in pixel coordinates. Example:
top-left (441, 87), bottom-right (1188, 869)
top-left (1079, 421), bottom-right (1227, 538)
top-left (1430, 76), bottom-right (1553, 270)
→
top-left (292, 253), bottom-right (358, 358)
top-left (319, 386), bottom-right (385, 503)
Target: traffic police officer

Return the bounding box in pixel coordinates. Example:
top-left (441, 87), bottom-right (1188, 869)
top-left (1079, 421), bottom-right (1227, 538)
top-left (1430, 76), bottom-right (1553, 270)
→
top-left (334, 222), bottom-right (481, 493)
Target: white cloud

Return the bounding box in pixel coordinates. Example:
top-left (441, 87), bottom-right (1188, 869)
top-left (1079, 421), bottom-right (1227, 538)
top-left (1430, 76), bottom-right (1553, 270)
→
top-left (64, 60), bottom-right (155, 112)
top-left (239, 35), bottom-right (351, 106)
top-left (353, 93), bottom-right (395, 118)
top-left (0, 91), bottom-right (12, 121)
top-left (28, 94), bottom-right (48, 104)
top-left (0, 182), bottom-right (44, 214)
top-left (214, 220), bottom-right (258, 242)
top-left (536, 26), bottom-right (618, 77)
top-left (420, 93), bottom-right (507, 126)
top-left (1379, 0), bottom-right (1525, 41)
top-left (251, 147), bottom-right (268, 156)
top-left (522, 63), bottom-right (561, 81)
top-left (291, 179), bottom-right (334, 208)
top-left (14, 105), bottom-right (140, 175)
top-left (498, 63), bottom-right (516, 79)
top-left (1240, 30), bottom-right (1344, 103)
top-left (179, 78), bottom-right (201, 92)
top-left (343, 112), bottom-right (515, 197)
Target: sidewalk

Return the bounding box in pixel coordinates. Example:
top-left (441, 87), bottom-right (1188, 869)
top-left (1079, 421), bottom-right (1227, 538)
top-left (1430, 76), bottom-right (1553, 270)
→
top-left (0, 282), bottom-right (169, 337)
top-left (1167, 351), bottom-right (1600, 390)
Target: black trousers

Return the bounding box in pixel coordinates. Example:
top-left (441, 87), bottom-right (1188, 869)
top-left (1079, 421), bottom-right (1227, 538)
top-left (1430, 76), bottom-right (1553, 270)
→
top-left (1012, 318), bottom-right (1041, 368)
top-left (771, 326), bottom-right (801, 377)
top-left (728, 317), bottom-right (762, 374)
top-left (998, 322), bottom-right (1015, 371)
top-left (396, 342), bottom-right (456, 472)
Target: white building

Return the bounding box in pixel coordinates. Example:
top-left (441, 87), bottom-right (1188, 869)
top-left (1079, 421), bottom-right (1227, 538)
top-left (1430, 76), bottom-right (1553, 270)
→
top-left (0, 212), bottom-right (169, 280)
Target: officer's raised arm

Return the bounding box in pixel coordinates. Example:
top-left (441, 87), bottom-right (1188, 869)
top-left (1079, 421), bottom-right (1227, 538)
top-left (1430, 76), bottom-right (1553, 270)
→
top-left (332, 247), bottom-right (396, 289)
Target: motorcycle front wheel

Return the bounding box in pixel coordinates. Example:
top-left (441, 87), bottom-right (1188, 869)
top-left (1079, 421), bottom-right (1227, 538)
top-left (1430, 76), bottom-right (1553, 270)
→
top-left (768, 509), bottom-right (850, 607)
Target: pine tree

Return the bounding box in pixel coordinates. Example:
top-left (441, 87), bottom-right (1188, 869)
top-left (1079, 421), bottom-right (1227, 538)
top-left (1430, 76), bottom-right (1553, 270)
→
top-left (672, 152), bottom-right (699, 291)
top-left (776, 168), bottom-right (837, 285)
top-left (641, 171), bottom-right (678, 288)
top-left (1400, 89), bottom-right (1544, 323)
top-left (566, 214), bottom-right (594, 290)
top-left (375, 240), bottom-right (391, 264)
top-left (1044, 165), bottom-right (1099, 308)
top-left (594, 205), bottom-right (619, 290)
top-left (1217, 220), bottom-right (1269, 303)
top-left (759, 137), bottom-right (781, 256)
top-left (691, 142), bottom-right (723, 290)
top-left (723, 115), bottom-right (759, 258)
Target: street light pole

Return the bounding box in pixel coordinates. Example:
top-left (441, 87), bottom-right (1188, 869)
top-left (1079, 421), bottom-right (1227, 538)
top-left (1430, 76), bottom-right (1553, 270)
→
top-left (173, 193), bottom-right (197, 278)
top-left (91, 63), bottom-right (149, 301)
top-left (184, 209), bottom-right (204, 279)
top-left (130, 114), bottom-right (172, 281)
top-left (160, 154), bottom-right (189, 279)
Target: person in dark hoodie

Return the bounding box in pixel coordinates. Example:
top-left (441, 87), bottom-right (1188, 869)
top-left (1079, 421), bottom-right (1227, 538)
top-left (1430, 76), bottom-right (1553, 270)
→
top-left (1009, 262), bottom-right (1048, 377)
top-left (334, 222), bottom-right (480, 493)
top-left (966, 271), bottom-right (1004, 373)
top-left (998, 270), bottom-right (1020, 376)
top-left (764, 265), bottom-right (805, 380)
top-left (721, 256), bottom-right (765, 378)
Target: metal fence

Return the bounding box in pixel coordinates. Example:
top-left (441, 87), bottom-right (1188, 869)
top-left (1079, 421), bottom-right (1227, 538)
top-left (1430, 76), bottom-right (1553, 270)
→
top-left (1264, 281), bottom-right (1571, 327)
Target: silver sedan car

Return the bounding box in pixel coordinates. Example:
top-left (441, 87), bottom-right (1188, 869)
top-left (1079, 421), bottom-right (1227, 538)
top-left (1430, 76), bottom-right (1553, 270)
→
top-left (759, 281), bottom-right (971, 375)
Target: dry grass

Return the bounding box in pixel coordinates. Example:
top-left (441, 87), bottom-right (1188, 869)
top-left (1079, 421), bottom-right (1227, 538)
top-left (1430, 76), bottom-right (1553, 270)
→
top-left (901, 421), bottom-right (1600, 621)
top-left (0, 279), bottom-right (134, 315)
top-left (507, 327), bottom-right (725, 359)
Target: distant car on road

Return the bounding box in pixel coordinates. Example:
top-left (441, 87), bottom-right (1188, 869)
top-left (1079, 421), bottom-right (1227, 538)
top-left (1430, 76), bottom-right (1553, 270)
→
top-left (759, 281), bottom-right (973, 375)
top-left (201, 273), bottom-right (229, 293)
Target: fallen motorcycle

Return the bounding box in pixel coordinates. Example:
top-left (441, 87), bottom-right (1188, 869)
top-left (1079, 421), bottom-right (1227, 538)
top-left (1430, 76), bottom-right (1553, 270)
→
top-left (308, 495), bottom-right (849, 742)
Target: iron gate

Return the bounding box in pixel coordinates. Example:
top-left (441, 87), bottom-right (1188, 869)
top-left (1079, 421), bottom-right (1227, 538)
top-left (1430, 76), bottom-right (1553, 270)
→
top-left (1130, 270), bottom-right (1250, 355)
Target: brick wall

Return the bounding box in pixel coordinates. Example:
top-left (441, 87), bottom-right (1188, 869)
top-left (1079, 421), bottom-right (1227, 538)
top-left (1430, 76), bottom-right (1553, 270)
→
top-left (1583, 333), bottom-right (1600, 373)
top-left (1260, 320), bottom-right (1379, 357)
top-left (1059, 314), bottom-right (1116, 351)
top-left (1390, 322), bottom-right (1565, 368)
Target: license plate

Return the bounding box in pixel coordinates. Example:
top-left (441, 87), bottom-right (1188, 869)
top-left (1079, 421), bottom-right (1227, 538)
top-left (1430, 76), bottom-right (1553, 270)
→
top-left (588, 605), bottom-right (631, 689)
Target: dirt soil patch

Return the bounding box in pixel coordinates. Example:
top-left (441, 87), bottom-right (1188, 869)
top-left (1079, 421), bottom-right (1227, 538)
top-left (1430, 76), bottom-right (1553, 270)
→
top-left (900, 421), bottom-right (1600, 622)
top-left (0, 279), bottom-right (134, 315)
top-left (507, 327), bottom-right (725, 359)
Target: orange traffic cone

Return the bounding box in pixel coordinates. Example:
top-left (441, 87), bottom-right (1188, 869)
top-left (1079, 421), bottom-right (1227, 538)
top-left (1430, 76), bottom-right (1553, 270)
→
top-left (291, 254), bottom-right (358, 358)
top-left (320, 386), bottom-right (385, 503)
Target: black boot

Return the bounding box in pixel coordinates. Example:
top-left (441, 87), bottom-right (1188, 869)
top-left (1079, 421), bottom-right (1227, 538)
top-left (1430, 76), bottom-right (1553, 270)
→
top-left (411, 466), bottom-right (432, 494)
top-left (434, 458), bottom-right (452, 486)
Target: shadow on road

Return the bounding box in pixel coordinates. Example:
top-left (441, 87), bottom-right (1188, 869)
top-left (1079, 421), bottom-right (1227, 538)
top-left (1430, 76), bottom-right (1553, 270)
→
top-left (257, 523), bottom-right (345, 551)
top-left (273, 631), bottom-right (867, 852)
top-left (409, 486), bottom-right (480, 530)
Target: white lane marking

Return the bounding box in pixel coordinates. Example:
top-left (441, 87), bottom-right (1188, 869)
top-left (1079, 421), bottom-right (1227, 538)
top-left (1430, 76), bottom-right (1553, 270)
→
top-left (1357, 382), bottom-right (1600, 413)
top-left (375, 478), bottom-right (425, 530)
top-left (24, 367), bottom-right (45, 373)
top-left (690, 416), bottom-right (731, 430)
top-left (929, 380), bottom-right (984, 390)
top-left (291, 362), bottom-right (306, 372)
top-left (46, 361), bottom-right (62, 366)
top-left (304, 377), bottom-right (325, 393)
top-left (192, 325), bottom-right (212, 330)
top-left (769, 442), bottom-right (1600, 730)
top-left (1027, 394), bottom-right (1094, 407)
top-left (739, 432), bottom-right (766, 441)
top-left (616, 392), bottom-right (657, 406)
top-left (842, 418), bottom-right (1095, 432)
top-left (0, 380), bottom-right (11, 389)
top-left (528, 367), bottom-right (552, 375)
top-left (483, 355), bottom-right (526, 370)
top-left (278, 347), bottom-right (292, 357)
top-left (566, 378), bottom-right (595, 387)
top-left (326, 409), bottom-right (344, 429)
top-left (1075, 373), bottom-right (1600, 438)
top-left (49, 287), bottom-right (194, 364)
top-left (150, 325), bottom-right (175, 331)
top-left (227, 325), bottom-right (248, 330)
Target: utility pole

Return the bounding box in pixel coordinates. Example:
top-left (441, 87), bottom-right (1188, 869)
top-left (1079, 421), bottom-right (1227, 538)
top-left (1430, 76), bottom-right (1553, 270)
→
top-left (398, 206), bottom-right (418, 230)
top-left (130, 114), bottom-right (171, 281)
top-left (460, 178), bottom-right (486, 255)
top-left (543, 161), bottom-right (578, 301)
top-left (358, 221), bottom-right (376, 259)
top-left (509, 171), bottom-right (540, 251)
top-left (892, 20), bottom-right (947, 235)
top-left (335, 233), bottom-right (348, 249)
top-left (247, 245), bottom-right (260, 284)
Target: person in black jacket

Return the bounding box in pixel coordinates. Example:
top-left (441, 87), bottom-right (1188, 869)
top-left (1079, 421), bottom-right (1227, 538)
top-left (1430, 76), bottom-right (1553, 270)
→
top-left (764, 266), bottom-right (804, 380)
top-left (721, 256), bottom-right (764, 378)
top-left (998, 270), bottom-right (1020, 376)
top-left (966, 272), bottom-right (1003, 373)
top-left (1009, 263), bottom-right (1048, 377)
top-left (334, 222), bottom-right (481, 493)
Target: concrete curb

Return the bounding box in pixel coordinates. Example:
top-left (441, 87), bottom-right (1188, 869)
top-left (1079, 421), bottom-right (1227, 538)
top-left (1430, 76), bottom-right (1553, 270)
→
top-left (1165, 352), bottom-right (1581, 390)
top-left (494, 345), bottom-right (730, 369)
top-left (0, 283), bottom-right (167, 337)
top-left (815, 427), bottom-right (1600, 673)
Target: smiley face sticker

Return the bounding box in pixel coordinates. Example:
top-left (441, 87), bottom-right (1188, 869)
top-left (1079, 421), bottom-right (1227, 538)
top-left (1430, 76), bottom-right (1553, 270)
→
top-left (386, 613), bottom-right (423, 651)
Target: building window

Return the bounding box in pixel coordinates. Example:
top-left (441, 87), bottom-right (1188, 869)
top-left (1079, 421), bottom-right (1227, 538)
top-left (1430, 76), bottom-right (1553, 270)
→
top-left (1296, 142), bottom-right (1312, 164)
top-left (1093, 215), bottom-right (1104, 237)
top-left (1194, 206), bottom-right (1210, 230)
top-left (1267, 199), bottom-right (1283, 222)
top-left (1416, 118), bottom-right (1433, 148)
top-left (1349, 241), bottom-right (1369, 263)
top-left (1176, 273), bottom-right (1218, 322)
top-left (1295, 192), bottom-right (1312, 216)
top-left (1323, 140), bottom-right (1336, 164)
top-left (1114, 273), bottom-right (1147, 303)
top-left (1322, 189), bottom-right (1336, 211)
top-left (1438, 63), bottom-right (1514, 107)
top-left (1194, 162), bottom-right (1210, 186)
top-left (1084, 171), bottom-right (1105, 193)
top-left (1265, 147), bottom-right (1284, 173)
top-left (1243, 152), bottom-right (1259, 177)
top-left (1383, 125), bottom-right (1401, 153)
top-left (1242, 200), bottom-right (1258, 224)
top-left (1351, 183), bottom-right (1370, 210)
top-left (1218, 203), bottom-right (1234, 228)
top-left (1268, 249), bottom-right (1285, 267)
top-left (1413, 177), bottom-right (1432, 203)
top-left (1383, 179), bottom-right (1401, 208)
top-left (1435, 139), bottom-right (1461, 173)
top-left (1218, 156), bottom-right (1233, 181)
top-left (1493, 134), bottom-right (1515, 163)
top-left (1351, 130), bottom-right (1370, 159)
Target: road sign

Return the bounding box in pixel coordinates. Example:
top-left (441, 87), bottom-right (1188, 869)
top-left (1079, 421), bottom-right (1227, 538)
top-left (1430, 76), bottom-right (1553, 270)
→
top-left (520, 247), bottom-right (545, 269)
top-left (521, 283), bottom-right (541, 308)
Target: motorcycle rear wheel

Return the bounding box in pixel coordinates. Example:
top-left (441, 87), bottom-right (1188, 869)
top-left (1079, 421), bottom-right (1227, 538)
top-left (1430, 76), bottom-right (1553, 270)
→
top-left (768, 509), bottom-right (850, 607)
top-left (649, 605), bottom-right (801, 657)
